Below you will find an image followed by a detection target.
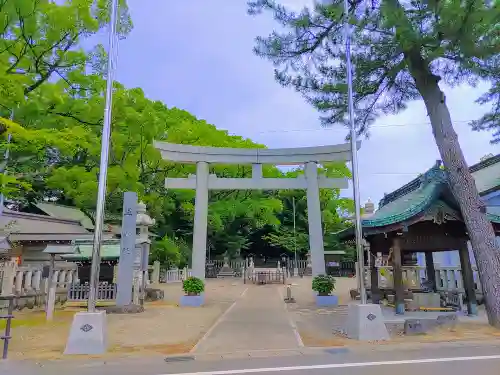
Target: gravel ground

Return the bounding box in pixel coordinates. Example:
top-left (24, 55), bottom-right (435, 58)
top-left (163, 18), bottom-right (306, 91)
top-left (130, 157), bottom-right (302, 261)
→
top-left (5, 280), bottom-right (248, 360)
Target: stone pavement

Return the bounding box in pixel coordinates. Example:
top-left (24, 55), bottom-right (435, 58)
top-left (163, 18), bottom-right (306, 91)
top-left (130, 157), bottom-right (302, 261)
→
top-left (193, 284), bottom-right (302, 354)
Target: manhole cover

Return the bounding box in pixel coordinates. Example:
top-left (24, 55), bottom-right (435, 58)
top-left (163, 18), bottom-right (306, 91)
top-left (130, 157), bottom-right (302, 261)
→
top-left (164, 356), bottom-right (195, 363)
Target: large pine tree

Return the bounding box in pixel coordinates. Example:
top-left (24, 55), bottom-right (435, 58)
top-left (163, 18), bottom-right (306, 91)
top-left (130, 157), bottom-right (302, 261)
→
top-left (248, 0), bottom-right (500, 325)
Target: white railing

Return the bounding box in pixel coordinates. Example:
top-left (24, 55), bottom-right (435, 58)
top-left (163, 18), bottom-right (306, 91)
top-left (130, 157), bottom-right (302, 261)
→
top-left (364, 265), bottom-right (483, 294)
top-left (0, 261), bottom-right (77, 297)
top-left (163, 268), bottom-right (192, 283)
top-left (210, 260), bottom-right (246, 270)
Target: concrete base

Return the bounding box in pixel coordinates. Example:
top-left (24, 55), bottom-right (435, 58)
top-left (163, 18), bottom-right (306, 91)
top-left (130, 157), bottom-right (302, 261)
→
top-left (180, 294), bottom-right (205, 307)
top-left (346, 304), bottom-right (389, 341)
top-left (64, 311), bottom-right (108, 355)
top-left (315, 294), bottom-right (338, 307)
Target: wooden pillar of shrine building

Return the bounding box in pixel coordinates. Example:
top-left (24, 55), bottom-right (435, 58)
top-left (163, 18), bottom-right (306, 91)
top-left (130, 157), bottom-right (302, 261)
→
top-left (425, 252), bottom-right (437, 292)
top-left (392, 238), bottom-right (405, 315)
top-left (459, 242), bottom-right (478, 316)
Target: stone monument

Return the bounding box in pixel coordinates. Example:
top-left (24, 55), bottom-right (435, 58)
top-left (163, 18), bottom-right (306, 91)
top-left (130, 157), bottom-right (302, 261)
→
top-left (116, 192), bottom-right (138, 307)
top-left (217, 254), bottom-right (235, 278)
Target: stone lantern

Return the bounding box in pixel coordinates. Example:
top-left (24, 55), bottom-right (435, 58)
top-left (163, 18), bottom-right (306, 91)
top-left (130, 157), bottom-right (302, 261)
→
top-left (133, 201), bottom-right (155, 305)
top-left (136, 201), bottom-right (155, 240)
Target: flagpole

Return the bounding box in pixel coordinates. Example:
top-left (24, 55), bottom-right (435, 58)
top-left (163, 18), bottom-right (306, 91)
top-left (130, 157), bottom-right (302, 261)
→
top-left (292, 196), bottom-right (298, 274)
top-left (87, 0), bottom-right (119, 312)
top-left (344, 0), bottom-right (366, 304)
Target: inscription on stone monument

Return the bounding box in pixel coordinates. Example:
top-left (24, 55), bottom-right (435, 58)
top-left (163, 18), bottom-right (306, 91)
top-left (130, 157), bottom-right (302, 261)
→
top-left (116, 192), bottom-right (138, 307)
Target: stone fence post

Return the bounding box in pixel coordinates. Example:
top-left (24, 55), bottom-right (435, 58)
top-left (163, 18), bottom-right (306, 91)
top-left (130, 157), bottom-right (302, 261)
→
top-left (151, 261), bottom-right (160, 285)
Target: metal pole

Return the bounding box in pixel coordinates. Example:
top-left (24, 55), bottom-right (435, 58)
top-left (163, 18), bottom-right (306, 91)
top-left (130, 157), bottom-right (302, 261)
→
top-left (2, 297), bottom-right (14, 359)
top-left (344, 0), bottom-right (366, 304)
top-left (87, 0), bottom-right (119, 312)
top-left (292, 196), bottom-right (298, 270)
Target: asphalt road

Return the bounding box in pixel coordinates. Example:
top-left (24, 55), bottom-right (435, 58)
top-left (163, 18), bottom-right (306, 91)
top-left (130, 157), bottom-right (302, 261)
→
top-left (2, 343), bottom-right (500, 375)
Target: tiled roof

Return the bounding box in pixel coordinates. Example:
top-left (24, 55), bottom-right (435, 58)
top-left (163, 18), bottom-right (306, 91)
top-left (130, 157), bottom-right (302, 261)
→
top-left (35, 203), bottom-right (94, 230)
top-left (61, 243), bottom-right (121, 261)
top-left (362, 170), bottom-right (444, 228)
top-left (337, 155), bottom-right (500, 237)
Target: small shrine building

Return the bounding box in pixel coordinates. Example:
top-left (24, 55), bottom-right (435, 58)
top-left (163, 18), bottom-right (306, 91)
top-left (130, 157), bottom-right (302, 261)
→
top-left (337, 156), bottom-right (500, 315)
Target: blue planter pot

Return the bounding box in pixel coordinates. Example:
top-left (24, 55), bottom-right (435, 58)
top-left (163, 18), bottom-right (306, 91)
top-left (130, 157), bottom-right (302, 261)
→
top-left (180, 293), bottom-right (205, 307)
top-left (315, 294), bottom-right (338, 307)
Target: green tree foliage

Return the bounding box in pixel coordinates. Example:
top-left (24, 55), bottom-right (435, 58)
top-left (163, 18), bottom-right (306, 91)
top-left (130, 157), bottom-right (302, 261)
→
top-left (472, 81), bottom-right (500, 143)
top-left (0, 0), bottom-right (355, 275)
top-left (248, 0), bottom-right (500, 325)
top-left (0, 116), bottom-right (83, 198)
top-left (0, 0), bottom-right (132, 113)
top-left (150, 236), bottom-right (182, 270)
top-left (6, 75), bottom-right (353, 263)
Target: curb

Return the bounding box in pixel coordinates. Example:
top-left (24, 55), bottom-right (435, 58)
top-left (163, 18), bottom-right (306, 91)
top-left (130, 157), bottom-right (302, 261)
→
top-left (186, 339), bottom-right (500, 362)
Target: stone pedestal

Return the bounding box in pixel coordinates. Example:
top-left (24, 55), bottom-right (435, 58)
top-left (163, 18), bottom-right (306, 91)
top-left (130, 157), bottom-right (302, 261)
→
top-left (64, 311), bottom-right (108, 355)
top-left (345, 304), bottom-right (389, 341)
top-left (217, 256), bottom-right (235, 277)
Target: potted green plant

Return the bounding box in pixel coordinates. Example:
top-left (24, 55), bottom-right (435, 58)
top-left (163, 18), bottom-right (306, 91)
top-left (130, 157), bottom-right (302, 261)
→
top-left (312, 274), bottom-right (338, 306)
top-left (180, 276), bottom-right (205, 306)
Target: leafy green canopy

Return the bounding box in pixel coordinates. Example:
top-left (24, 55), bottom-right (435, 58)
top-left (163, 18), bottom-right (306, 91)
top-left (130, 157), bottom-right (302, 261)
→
top-left (248, 0), bottom-right (499, 139)
top-left (5, 78), bottom-right (354, 265)
top-left (0, 0), bottom-right (355, 267)
top-left (0, 0), bottom-right (132, 112)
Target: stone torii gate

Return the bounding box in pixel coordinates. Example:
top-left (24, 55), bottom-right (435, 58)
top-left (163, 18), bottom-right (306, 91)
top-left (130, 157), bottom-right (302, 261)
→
top-left (154, 142), bottom-right (360, 279)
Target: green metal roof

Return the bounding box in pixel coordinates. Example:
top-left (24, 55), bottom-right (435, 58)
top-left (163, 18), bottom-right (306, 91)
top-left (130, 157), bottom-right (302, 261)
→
top-left (61, 243), bottom-right (121, 261)
top-left (362, 171), bottom-right (443, 228)
top-left (335, 158), bottom-right (500, 239)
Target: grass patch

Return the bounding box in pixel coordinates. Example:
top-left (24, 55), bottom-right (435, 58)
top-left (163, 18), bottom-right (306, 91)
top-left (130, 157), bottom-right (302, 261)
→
top-left (0, 310), bottom-right (76, 329)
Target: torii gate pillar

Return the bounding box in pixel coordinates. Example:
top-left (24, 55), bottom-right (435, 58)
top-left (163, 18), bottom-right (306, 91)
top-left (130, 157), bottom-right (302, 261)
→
top-left (305, 161), bottom-right (326, 276)
top-left (192, 161), bottom-right (209, 280)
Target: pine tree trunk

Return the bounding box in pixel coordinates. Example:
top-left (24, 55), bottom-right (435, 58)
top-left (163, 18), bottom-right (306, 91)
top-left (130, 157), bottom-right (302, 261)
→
top-left (409, 61), bottom-right (500, 327)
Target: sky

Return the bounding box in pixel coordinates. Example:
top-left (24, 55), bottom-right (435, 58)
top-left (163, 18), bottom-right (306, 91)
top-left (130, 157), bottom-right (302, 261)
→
top-left (113, 0), bottom-right (498, 206)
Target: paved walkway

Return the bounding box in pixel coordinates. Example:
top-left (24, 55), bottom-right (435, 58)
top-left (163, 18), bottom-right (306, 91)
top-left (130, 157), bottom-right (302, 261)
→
top-left (193, 284), bottom-right (301, 353)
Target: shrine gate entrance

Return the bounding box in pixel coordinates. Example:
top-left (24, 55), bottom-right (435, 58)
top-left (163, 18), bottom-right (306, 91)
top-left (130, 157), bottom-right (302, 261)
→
top-left (154, 141), bottom-right (360, 279)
